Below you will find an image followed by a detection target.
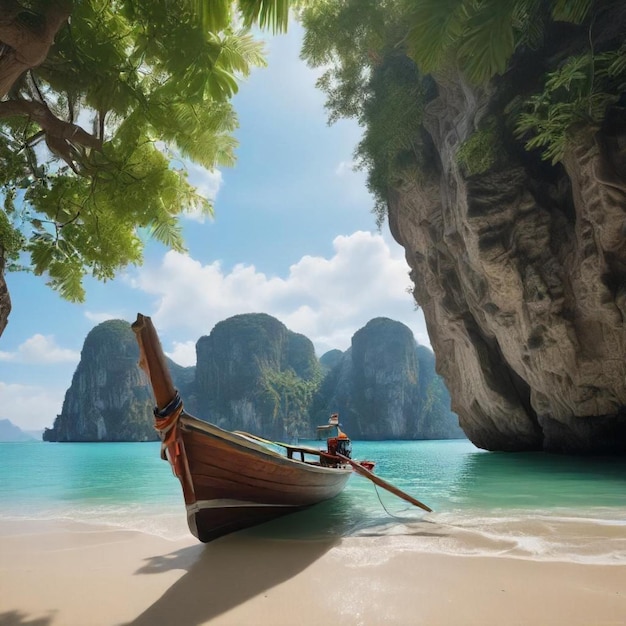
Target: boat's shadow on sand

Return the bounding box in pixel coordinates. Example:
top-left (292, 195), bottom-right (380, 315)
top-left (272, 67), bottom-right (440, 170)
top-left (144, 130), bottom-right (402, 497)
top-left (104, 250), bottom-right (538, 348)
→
top-left (125, 498), bottom-right (449, 626)
top-left (125, 534), bottom-right (336, 626)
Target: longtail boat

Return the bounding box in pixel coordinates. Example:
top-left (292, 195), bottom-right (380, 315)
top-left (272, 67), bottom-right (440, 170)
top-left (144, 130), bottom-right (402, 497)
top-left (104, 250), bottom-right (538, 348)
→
top-left (132, 313), bottom-right (431, 543)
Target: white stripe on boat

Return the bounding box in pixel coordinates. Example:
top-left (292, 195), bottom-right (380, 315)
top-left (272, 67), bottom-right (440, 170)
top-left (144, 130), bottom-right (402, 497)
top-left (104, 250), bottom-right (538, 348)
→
top-left (187, 499), bottom-right (299, 514)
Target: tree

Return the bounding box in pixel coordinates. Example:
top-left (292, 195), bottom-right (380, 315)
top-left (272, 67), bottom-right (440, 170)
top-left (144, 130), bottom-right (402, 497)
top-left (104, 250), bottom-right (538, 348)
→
top-left (300, 0), bottom-right (433, 223)
top-left (403, 0), bottom-right (594, 84)
top-left (299, 0), bottom-right (624, 211)
top-left (0, 0), bottom-right (290, 337)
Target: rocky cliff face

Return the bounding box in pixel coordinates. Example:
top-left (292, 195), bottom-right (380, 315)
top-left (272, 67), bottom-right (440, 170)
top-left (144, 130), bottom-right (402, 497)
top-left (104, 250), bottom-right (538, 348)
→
top-left (193, 313), bottom-right (319, 440)
top-left (44, 315), bottom-right (462, 442)
top-left (43, 320), bottom-right (193, 442)
top-left (387, 21), bottom-right (626, 452)
top-left (312, 318), bottom-right (463, 439)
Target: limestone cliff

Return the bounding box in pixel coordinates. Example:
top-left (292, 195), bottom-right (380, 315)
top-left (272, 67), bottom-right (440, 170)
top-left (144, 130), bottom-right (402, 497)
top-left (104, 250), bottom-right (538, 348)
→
top-left (43, 320), bottom-right (193, 442)
top-left (44, 315), bottom-right (462, 442)
top-left (311, 318), bottom-right (463, 439)
top-left (387, 14), bottom-right (626, 452)
top-left (193, 313), bottom-right (319, 440)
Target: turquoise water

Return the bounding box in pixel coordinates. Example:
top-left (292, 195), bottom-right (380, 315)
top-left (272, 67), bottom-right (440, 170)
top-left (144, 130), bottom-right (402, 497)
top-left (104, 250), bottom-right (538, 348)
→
top-left (1, 440), bottom-right (625, 562)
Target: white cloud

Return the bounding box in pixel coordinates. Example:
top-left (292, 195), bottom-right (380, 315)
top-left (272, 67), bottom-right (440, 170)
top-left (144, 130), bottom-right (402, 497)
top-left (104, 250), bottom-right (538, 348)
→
top-left (84, 310), bottom-right (120, 324)
top-left (166, 341), bottom-right (197, 367)
top-left (133, 231), bottom-right (430, 355)
top-left (0, 381), bottom-right (65, 431)
top-left (0, 334), bottom-right (80, 365)
top-left (335, 160), bottom-right (357, 176)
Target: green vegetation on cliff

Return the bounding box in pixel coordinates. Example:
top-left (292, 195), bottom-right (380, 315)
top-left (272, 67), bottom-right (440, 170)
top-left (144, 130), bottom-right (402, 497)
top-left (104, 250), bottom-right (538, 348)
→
top-left (300, 1), bottom-right (626, 454)
top-left (193, 313), bottom-right (320, 441)
top-left (259, 367), bottom-right (322, 440)
top-left (310, 318), bottom-right (462, 440)
top-left (299, 0), bottom-right (625, 210)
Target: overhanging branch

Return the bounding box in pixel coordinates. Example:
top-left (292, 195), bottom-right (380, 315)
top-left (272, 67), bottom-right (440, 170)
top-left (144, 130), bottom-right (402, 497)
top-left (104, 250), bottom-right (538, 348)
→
top-left (0, 98), bottom-right (102, 149)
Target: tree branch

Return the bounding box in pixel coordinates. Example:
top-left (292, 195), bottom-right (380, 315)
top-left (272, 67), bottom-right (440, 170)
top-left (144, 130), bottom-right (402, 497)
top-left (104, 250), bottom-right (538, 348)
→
top-left (0, 98), bottom-right (102, 150)
top-left (0, 97), bottom-right (102, 173)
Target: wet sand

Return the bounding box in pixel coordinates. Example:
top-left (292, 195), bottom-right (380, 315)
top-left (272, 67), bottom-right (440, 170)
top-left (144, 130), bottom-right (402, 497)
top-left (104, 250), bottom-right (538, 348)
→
top-left (0, 519), bottom-right (624, 626)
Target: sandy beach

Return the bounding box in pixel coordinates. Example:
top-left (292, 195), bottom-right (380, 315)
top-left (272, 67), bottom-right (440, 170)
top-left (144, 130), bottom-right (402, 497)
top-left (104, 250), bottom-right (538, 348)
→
top-left (1, 519), bottom-right (625, 626)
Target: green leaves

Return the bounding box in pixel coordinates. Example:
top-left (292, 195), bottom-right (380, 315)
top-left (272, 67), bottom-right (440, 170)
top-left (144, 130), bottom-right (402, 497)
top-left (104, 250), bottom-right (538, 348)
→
top-left (456, 118), bottom-right (506, 175)
top-left (190, 0), bottom-right (290, 35)
top-left (357, 55), bottom-right (428, 216)
top-left (404, 0), bottom-right (467, 74)
top-left (552, 0), bottom-right (593, 24)
top-left (405, 0), bottom-right (547, 84)
top-left (0, 208), bottom-right (24, 266)
top-left (300, 0), bottom-right (624, 205)
top-left (457, 0), bottom-right (518, 84)
top-left (515, 48), bottom-right (626, 163)
top-left (301, 1), bottom-right (432, 221)
top-left (402, 0), bottom-right (596, 85)
top-left (238, 0), bottom-right (290, 34)
top-left (0, 0), bottom-right (289, 308)
top-left (149, 217), bottom-right (185, 252)
top-left (4, 116), bottom-right (220, 302)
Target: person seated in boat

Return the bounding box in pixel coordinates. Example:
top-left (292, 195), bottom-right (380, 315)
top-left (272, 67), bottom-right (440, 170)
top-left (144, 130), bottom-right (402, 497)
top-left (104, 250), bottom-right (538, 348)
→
top-left (335, 429), bottom-right (352, 458)
top-left (327, 428), bottom-right (352, 459)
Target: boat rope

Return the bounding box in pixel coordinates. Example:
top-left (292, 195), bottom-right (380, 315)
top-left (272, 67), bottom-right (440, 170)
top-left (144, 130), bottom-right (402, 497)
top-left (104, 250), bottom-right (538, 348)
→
top-left (373, 483), bottom-right (406, 520)
top-left (153, 391), bottom-right (185, 477)
top-left (154, 390), bottom-right (183, 421)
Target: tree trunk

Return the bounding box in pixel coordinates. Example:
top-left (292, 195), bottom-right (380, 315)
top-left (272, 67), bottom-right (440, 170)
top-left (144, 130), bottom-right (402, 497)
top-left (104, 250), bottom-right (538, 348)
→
top-left (0, 254), bottom-right (10, 338)
top-left (0, 0), bottom-right (72, 98)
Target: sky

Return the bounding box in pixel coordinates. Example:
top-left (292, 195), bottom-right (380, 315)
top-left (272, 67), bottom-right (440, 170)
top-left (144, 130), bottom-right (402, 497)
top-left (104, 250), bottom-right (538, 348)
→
top-left (0, 22), bottom-right (429, 432)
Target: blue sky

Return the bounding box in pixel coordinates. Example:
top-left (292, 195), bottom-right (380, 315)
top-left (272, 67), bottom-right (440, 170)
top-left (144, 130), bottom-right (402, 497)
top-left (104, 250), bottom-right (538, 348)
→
top-left (0, 23), bottom-right (429, 432)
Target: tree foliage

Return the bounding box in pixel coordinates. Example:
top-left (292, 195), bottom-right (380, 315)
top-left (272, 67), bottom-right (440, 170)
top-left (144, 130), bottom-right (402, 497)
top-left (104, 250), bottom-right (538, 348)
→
top-left (456, 117), bottom-right (506, 176)
top-left (403, 0), bottom-right (594, 84)
top-left (299, 0), bottom-right (624, 217)
top-left (300, 0), bottom-right (433, 222)
top-left (0, 0), bottom-right (289, 311)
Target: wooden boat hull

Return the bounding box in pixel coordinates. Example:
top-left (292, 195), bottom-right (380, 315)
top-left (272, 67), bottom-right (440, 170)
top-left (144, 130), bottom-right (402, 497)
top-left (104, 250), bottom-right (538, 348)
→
top-left (177, 414), bottom-right (353, 542)
top-left (132, 312), bottom-right (356, 542)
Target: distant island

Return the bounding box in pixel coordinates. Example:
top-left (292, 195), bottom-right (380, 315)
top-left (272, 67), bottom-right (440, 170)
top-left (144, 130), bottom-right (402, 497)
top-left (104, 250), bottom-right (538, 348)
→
top-left (43, 315), bottom-right (464, 443)
top-left (0, 419), bottom-right (39, 442)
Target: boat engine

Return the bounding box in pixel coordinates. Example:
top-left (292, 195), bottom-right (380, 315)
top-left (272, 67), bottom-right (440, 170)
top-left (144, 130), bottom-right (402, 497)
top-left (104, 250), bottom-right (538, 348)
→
top-left (327, 430), bottom-right (352, 459)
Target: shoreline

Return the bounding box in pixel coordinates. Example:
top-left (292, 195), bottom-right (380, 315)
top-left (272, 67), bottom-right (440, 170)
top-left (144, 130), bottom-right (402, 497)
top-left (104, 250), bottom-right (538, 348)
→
top-left (1, 519), bottom-right (625, 625)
